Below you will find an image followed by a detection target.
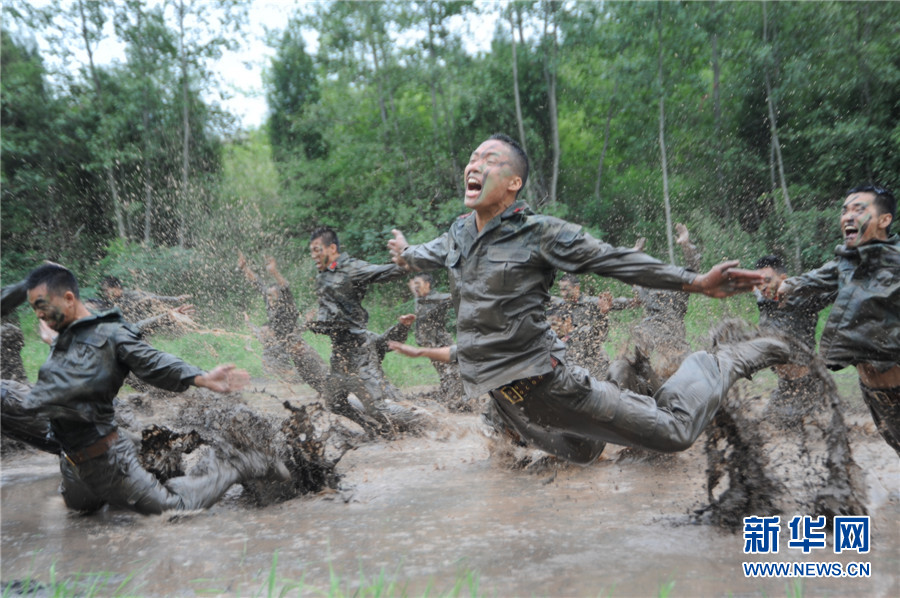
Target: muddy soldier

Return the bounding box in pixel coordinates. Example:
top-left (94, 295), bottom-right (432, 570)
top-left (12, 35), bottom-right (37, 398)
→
top-left (308, 226), bottom-right (417, 430)
top-left (0, 263), bottom-right (288, 514)
top-left (777, 185), bottom-right (900, 455)
top-left (407, 273), bottom-right (465, 407)
top-left (547, 273), bottom-right (634, 380)
top-left (96, 276), bottom-right (195, 335)
top-left (753, 254), bottom-right (824, 425)
top-left (630, 223), bottom-right (702, 379)
top-left (238, 252), bottom-right (329, 392)
top-left (387, 133), bottom-right (789, 463)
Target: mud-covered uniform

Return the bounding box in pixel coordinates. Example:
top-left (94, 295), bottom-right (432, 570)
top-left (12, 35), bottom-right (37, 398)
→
top-left (755, 289), bottom-right (824, 424)
top-left (783, 235), bottom-right (900, 454)
top-left (631, 240), bottom-right (702, 378)
top-left (310, 254), bottom-right (408, 422)
top-left (1, 280), bottom-right (29, 383)
top-left (413, 292), bottom-right (464, 404)
top-left (547, 294), bottom-right (629, 380)
top-left (247, 278), bottom-right (329, 393)
top-left (400, 202), bottom-right (737, 463)
top-left (2, 308), bottom-right (248, 514)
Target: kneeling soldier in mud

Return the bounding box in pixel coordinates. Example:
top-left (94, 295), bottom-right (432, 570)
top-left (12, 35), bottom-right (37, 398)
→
top-left (629, 223), bottom-right (702, 380)
top-left (0, 263), bottom-right (287, 515)
top-left (407, 273), bottom-right (467, 409)
top-left (548, 273), bottom-right (634, 380)
top-left (753, 254), bottom-right (824, 426)
top-left (777, 185), bottom-right (900, 456)
top-left (387, 133), bottom-right (789, 464)
top-left (238, 252), bottom-right (329, 392)
top-left (308, 226), bottom-right (421, 432)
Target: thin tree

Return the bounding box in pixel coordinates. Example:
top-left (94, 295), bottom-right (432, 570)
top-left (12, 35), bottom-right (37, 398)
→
top-left (540, 0), bottom-right (560, 207)
top-left (762, 1), bottom-right (800, 272)
top-left (509, 3), bottom-right (530, 200)
top-left (656, 2), bottom-right (675, 264)
top-left (77, 0), bottom-right (126, 240)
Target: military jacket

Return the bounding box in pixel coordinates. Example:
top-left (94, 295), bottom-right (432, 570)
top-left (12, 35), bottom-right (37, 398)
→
top-left (22, 309), bottom-right (203, 451)
top-left (402, 202), bottom-right (697, 396)
top-left (784, 234), bottom-right (900, 372)
top-left (755, 289), bottom-right (819, 351)
top-left (313, 253), bottom-right (406, 340)
top-left (413, 292), bottom-right (454, 348)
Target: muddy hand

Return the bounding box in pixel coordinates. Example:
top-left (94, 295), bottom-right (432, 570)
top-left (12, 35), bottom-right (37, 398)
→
top-left (388, 340), bottom-right (421, 358)
top-left (388, 229), bottom-right (411, 269)
top-left (689, 260), bottom-right (764, 298)
top-left (195, 364), bottom-right (250, 393)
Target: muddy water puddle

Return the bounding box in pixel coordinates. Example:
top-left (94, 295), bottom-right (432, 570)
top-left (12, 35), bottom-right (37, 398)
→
top-left (2, 410), bottom-right (898, 597)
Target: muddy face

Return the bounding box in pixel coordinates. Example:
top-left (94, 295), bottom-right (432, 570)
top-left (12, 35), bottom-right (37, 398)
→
top-left (841, 192), bottom-right (888, 247)
top-left (463, 139), bottom-right (522, 218)
top-left (27, 284), bottom-right (72, 332)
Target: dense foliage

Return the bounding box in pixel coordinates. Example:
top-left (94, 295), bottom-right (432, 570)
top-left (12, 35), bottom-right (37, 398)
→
top-left (2, 1), bottom-right (899, 311)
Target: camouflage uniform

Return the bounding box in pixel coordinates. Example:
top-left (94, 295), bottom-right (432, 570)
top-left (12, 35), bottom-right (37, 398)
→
top-left (311, 253), bottom-right (408, 424)
top-left (401, 202), bottom-right (746, 463)
top-left (1, 308), bottom-right (252, 514)
top-left (632, 239), bottom-right (702, 378)
top-left (1, 280), bottom-right (28, 383)
top-left (413, 292), bottom-right (464, 405)
top-left (547, 295), bottom-right (619, 380)
top-left (755, 289), bottom-right (824, 425)
top-left (783, 235), bottom-right (900, 454)
top-left (248, 278), bottom-right (329, 393)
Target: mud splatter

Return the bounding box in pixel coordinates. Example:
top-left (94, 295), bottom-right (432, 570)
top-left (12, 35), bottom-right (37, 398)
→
top-left (699, 321), bottom-right (868, 530)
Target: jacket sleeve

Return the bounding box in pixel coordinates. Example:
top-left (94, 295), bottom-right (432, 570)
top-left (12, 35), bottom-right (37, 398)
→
top-left (541, 220), bottom-right (696, 291)
top-left (782, 261), bottom-right (840, 311)
top-left (1, 279), bottom-right (29, 317)
top-left (114, 324), bottom-right (204, 391)
top-left (402, 232), bottom-right (452, 272)
top-left (350, 259), bottom-right (408, 286)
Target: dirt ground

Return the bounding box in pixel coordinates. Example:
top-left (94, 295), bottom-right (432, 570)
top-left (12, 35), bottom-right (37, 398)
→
top-left (1, 373), bottom-right (898, 597)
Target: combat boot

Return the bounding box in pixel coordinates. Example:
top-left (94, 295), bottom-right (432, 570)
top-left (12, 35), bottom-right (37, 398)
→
top-left (714, 336), bottom-right (791, 388)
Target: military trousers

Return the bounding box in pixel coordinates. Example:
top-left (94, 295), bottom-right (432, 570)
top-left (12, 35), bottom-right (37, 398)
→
top-left (489, 351), bottom-right (729, 464)
top-left (59, 434), bottom-right (242, 515)
top-left (859, 382), bottom-right (900, 456)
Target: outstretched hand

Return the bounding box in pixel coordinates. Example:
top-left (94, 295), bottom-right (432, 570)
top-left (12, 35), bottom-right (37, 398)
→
top-left (387, 340), bottom-right (422, 358)
top-left (388, 229), bottom-right (411, 269)
top-left (398, 314), bottom-right (416, 327)
top-left (194, 364), bottom-right (250, 393)
top-left (686, 260), bottom-right (764, 298)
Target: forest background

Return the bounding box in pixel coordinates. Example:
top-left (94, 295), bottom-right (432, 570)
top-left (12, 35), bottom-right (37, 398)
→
top-left (2, 0), bottom-right (899, 381)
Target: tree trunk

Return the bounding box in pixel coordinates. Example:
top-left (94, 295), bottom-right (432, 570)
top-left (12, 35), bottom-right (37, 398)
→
top-left (762, 2), bottom-right (801, 272)
top-left (509, 7), bottom-right (530, 200)
top-left (710, 17), bottom-right (729, 221)
top-left (541, 1), bottom-right (560, 207)
top-left (77, 0), bottom-right (126, 240)
top-left (594, 80), bottom-right (619, 202)
top-left (178, 0), bottom-right (190, 249)
top-left (657, 3), bottom-right (675, 265)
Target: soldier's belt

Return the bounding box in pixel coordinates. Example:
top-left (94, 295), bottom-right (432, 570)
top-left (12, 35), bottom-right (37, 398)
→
top-left (492, 374), bottom-right (547, 405)
top-left (63, 430), bottom-right (118, 466)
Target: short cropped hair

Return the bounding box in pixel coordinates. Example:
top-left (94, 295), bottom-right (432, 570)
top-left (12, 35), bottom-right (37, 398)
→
top-left (848, 184), bottom-right (896, 233)
top-left (559, 273), bottom-right (580, 285)
top-left (26, 263), bottom-right (80, 298)
top-left (754, 255), bottom-right (786, 273)
top-left (100, 275), bottom-right (122, 290)
top-left (489, 133), bottom-right (529, 197)
top-left (310, 226), bottom-right (340, 251)
top-left (412, 272), bottom-right (434, 285)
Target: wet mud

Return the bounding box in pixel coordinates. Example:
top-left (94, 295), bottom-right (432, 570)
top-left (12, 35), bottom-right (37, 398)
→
top-left (701, 322), bottom-right (870, 530)
top-left (2, 378), bottom-right (898, 596)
